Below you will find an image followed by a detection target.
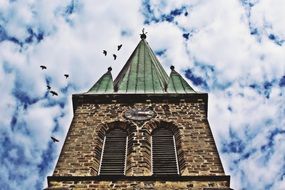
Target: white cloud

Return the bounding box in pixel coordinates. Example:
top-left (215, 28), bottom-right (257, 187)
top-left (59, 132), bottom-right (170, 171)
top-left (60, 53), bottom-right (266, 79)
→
top-left (251, 0), bottom-right (285, 38)
top-left (0, 0), bottom-right (285, 189)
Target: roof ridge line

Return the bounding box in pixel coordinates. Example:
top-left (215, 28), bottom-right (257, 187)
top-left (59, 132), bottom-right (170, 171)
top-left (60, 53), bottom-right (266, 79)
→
top-left (145, 42), bottom-right (168, 91)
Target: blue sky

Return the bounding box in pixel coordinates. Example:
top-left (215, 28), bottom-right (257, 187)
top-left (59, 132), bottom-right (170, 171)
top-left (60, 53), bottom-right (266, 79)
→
top-left (0, 0), bottom-right (284, 189)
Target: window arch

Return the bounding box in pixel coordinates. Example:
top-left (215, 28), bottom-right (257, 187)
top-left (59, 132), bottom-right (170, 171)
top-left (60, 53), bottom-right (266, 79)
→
top-left (99, 128), bottom-right (127, 175)
top-left (152, 127), bottom-right (179, 175)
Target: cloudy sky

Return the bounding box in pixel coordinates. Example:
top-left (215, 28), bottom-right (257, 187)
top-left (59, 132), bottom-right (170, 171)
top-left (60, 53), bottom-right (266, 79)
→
top-left (0, 0), bottom-right (284, 189)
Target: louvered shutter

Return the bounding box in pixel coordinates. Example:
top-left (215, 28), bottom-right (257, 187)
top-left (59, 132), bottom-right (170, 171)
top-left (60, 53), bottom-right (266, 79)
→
top-left (99, 128), bottom-right (127, 175)
top-left (152, 127), bottom-right (178, 175)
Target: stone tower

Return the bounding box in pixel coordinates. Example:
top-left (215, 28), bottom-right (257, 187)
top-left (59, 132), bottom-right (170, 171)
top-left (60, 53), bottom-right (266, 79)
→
top-left (46, 33), bottom-right (231, 190)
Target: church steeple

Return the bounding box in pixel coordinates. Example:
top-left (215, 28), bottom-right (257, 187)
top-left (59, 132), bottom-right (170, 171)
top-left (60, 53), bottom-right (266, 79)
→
top-left (89, 33), bottom-right (196, 94)
top-left (46, 31), bottom-right (231, 190)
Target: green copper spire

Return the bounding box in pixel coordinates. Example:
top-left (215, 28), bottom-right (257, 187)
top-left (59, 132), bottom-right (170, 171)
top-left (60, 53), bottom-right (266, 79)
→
top-left (86, 31), bottom-right (196, 94)
top-left (87, 67), bottom-right (114, 94)
top-left (114, 35), bottom-right (169, 93)
top-left (167, 66), bottom-right (195, 93)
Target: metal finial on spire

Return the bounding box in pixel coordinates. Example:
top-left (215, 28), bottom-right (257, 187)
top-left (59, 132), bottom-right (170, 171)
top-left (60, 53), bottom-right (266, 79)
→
top-left (170, 65), bottom-right (175, 71)
top-left (140, 28), bottom-right (147, 39)
top-left (108, 67), bottom-right (112, 72)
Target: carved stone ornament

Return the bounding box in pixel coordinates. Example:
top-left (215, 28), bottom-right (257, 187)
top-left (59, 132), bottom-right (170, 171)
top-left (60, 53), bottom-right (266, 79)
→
top-left (124, 108), bottom-right (155, 121)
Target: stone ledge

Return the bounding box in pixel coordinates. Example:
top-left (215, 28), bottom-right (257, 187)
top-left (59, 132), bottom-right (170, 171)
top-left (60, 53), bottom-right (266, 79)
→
top-left (48, 175), bottom-right (230, 183)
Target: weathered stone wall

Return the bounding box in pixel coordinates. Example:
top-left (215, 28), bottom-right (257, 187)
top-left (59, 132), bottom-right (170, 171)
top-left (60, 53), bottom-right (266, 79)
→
top-left (49, 96), bottom-right (228, 189)
top-left (54, 99), bottom-right (224, 176)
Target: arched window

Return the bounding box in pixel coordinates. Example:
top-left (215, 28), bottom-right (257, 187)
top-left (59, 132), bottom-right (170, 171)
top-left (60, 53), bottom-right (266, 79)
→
top-left (152, 127), bottom-right (179, 175)
top-left (99, 128), bottom-right (127, 175)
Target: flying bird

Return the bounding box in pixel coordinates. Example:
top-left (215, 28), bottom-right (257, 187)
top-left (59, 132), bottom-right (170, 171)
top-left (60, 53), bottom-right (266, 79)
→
top-left (50, 90), bottom-right (58, 96)
top-left (51, 136), bottom-right (59, 143)
top-left (184, 11), bottom-right (188, 16)
top-left (113, 54), bottom-right (117, 60)
top-left (47, 85), bottom-right (51, 90)
top-left (64, 74), bottom-right (69, 79)
top-left (103, 50), bottom-right (107, 56)
top-left (40, 65), bottom-right (47, 70)
top-left (117, 44), bottom-right (122, 51)
top-left (183, 33), bottom-right (190, 40)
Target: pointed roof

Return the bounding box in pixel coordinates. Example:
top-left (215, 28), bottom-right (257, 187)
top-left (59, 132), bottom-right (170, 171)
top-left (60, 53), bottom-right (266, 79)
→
top-left (113, 37), bottom-right (169, 93)
top-left (167, 66), bottom-right (195, 93)
top-left (87, 67), bottom-right (114, 94)
top-left (87, 32), bottom-right (196, 94)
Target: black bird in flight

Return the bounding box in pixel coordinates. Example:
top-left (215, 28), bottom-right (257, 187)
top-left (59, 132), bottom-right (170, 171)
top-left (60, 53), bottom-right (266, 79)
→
top-left (184, 11), bottom-right (188, 16)
top-left (117, 44), bottom-right (122, 51)
top-left (47, 85), bottom-right (51, 90)
top-left (113, 54), bottom-right (117, 60)
top-left (51, 136), bottom-right (59, 143)
top-left (50, 90), bottom-right (58, 96)
top-left (64, 74), bottom-right (69, 78)
top-left (40, 65), bottom-right (47, 70)
top-left (103, 50), bottom-right (107, 56)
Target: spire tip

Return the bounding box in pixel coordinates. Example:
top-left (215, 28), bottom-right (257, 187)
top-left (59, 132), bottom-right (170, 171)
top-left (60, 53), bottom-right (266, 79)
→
top-left (140, 28), bottom-right (147, 39)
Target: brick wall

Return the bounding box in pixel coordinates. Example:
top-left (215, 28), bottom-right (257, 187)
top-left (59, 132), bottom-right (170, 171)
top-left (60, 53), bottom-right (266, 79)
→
top-left (47, 94), bottom-right (230, 189)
